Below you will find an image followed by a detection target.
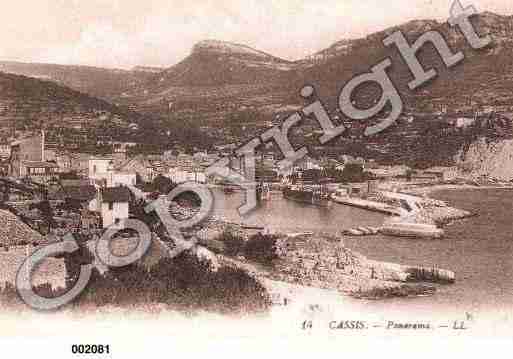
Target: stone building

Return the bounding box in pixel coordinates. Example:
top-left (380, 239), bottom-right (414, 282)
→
top-left (100, 186), bottom-right (131, 228)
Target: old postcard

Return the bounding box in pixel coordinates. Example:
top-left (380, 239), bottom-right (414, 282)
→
top-left (1, 0), bottom-right (513, 357)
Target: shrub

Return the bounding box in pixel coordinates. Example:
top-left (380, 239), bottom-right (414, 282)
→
top-left (243, 233), bottom-right (280, 265)
top-left (1, 248), bottom-right (271, 314)
top-left (72, 251), bottom-right (270, 314)
top-left (340, 163), bottom-right (366, 183)
top-left (0, 283), bottom-right (20, 307)
top-left (217, 228), bottom-right (245, 256)
top-left (0, 282), bottom-right (68, 308)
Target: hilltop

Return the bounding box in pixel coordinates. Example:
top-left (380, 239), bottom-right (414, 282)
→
top-left (0, 61), bottom-right (154, 100)
top-left (141, 39), bottom-right (294, 88)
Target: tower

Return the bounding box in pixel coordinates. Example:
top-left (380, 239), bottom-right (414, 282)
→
top-left (41, 129), bottom-right (45, 162)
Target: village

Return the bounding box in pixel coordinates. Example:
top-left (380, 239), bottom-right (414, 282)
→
top-left (0, 125), bottom-right (490, 232)
top-left (0, 120), bottom-right (501, 313)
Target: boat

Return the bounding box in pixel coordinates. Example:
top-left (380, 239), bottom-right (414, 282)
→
top-left (256, 182), bottom-right (271, 201)
top-left (286, 231), bottom-right (314, 238)
top-left (379, 222), bottom-right (444, 239)
top-left (346, 228), bottom-right (364, 236)
top-left (282, 183), bottom-right (331, 207)
top-left (343, 226), bottom-right (380, 236)
top-left (240, 223), bottom-right (265, 230)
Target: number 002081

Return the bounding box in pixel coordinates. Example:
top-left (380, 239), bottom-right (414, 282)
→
top-left (71, 344), bottom-right (110, 354)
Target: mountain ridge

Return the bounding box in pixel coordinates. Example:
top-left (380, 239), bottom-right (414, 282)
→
top-left (1, 10), bottom-right (510, 95)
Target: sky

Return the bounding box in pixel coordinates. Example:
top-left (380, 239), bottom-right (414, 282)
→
top-left (0, 0), bottom-right (511, 69)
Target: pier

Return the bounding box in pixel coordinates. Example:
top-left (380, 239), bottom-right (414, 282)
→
top-left (330, 194), bottom-right (406, 216)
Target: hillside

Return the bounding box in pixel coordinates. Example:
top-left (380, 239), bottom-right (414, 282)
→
top-left (114, 40), bottom-right (298, 117)
top-left (114, 12), bottom-right (513, 166)
top-left (0, 71), bottom-right (217, 153)
top-left (289, 12), bottom-right (513, 166)
top-left (0, 61), bottom-right (154, 100)
top-left (0, 71), bottom-right (145, 139)
top-left (294, 12), bottom-right (513, 110)
top-left (115, 12), bottom-right (513, 112)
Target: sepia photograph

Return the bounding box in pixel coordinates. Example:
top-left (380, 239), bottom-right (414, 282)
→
top-left (1, 0), bottom-right (513, 356)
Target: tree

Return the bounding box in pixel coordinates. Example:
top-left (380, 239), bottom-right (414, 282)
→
top-left (59, 171), bottom-right (80, 180)
top-left (244, 233), bottom-right (279, 265)
top-left (340, 163), bottom-right (366, 183)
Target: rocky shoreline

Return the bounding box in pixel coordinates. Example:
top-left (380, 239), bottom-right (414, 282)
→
top-left (212, 231), bottom-right (454, 303)
top-left (389, 184), bottom-right (478, 228)
top-left (0, 196), bottom-right (461, 313)
top-left (166, 201), bottom-right (456, 302)
top-left (388, 204), bottom-right (473, 227)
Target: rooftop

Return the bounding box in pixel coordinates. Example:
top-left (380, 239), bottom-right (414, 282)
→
top-left (22, 161), bottom-right (59, 168)
top-left (56, 185), bottom-right (97, 202)
top-left (101, 186), bottom-right (131, 203)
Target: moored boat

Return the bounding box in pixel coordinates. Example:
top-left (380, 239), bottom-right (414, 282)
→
top-left (257, 182), bottom-right (271, 201)
top-left (223, 187), bottom-right (236, 195)
top-left (379, 222), bottom-right (444, 239)
top-left (282, 183), bottom-right (331, 207)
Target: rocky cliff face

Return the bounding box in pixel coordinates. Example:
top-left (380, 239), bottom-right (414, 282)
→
top-left (456, 138), bottom-right (513, 180)
top-left (191, 40), bottom-right (285, 63)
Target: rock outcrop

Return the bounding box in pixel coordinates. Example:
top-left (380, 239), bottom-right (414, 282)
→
top-left (0, 209), bottom-right (44, 247)
top-left (270, 235), bottom-right (448, 298)
top-left (456, 138), bottom-right (513, 181)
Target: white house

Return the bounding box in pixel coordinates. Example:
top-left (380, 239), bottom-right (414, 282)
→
top-left (291, 156), bottom-right (323, 174)
top-left (89, 157), bottom-right (113, 180)
top-left (454, 117), bottom-right (476, 129)
top-left (89, 156), bottom-right (136, 187)
top-left (423, 166), bottom-right (459, 181)
top-left (0, 141), bottom-right (11, 159)
top-left (100, 187), bottom-right (131, 228)
top-left (168, 167), bottom-right (206, 184)
top-left (116, 155), bottom-right (155, 183)
top-left (109, 172), bottom-right (137, 187)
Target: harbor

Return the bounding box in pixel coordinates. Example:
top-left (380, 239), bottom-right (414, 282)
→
top-left (209, 186), bottom-right (513, 311)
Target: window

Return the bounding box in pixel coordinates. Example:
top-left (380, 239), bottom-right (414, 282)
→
top-left (108, 202), bottom-right (113, 211)
top-left (93, 165), bottom-right (97, 174)
top-left (114, 218), bottom-right (120, 224)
